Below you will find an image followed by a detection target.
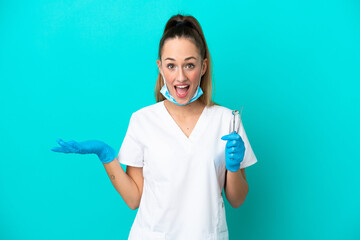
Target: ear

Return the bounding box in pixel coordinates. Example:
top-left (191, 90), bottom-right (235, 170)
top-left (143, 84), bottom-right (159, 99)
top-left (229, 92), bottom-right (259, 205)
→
top-left (201, 58), bottom-right (208, 76)
top-left (157, 59), bottom-right (162, 75)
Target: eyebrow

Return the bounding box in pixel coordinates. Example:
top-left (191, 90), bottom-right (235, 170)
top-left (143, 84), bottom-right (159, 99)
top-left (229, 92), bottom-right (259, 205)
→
top-left (164, 56), bottom-right (197, 61)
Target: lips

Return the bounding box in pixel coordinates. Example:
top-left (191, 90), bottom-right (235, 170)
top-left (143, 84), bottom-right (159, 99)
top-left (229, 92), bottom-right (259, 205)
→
top-left (174, 85), bottom-right (190, 98)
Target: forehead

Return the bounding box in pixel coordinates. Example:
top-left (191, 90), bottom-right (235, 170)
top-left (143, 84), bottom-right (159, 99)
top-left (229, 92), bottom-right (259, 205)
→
top-left (162, 37), bottom-right (200, 60)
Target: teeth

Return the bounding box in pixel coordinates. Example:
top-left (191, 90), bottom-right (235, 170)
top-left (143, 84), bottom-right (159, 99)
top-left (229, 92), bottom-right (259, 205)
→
top-left (176, 85), bottom-right (189, 88)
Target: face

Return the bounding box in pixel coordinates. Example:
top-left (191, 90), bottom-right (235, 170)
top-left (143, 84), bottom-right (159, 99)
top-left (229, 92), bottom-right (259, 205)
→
top-left (157, 37), bottom-right (207, 105)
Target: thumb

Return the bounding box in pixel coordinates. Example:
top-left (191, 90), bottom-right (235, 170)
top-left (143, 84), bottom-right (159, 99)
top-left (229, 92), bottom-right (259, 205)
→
top-left (221, 132), bottom-right (240, 141)
top-left (221, 133), bottom-right (233, 141)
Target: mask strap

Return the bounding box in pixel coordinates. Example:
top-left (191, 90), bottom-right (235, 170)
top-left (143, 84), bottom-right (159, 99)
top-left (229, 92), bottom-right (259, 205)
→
top-left (198, 62), bottom-right (203, 87)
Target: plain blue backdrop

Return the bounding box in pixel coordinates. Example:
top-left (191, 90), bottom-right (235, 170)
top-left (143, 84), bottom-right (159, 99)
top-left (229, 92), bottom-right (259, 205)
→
top-left (1, 0), bottom-right (359, 239)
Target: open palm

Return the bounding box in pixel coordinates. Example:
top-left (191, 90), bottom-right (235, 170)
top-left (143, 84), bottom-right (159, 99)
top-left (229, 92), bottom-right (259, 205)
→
top-left (51, 139), bottom-right (116, 163)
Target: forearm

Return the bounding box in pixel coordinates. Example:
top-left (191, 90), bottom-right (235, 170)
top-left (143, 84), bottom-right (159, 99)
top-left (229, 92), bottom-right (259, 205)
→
top-left (102, 159), bottom-right (140, 210)
top-left (225, 168), bottom-right (249, 208)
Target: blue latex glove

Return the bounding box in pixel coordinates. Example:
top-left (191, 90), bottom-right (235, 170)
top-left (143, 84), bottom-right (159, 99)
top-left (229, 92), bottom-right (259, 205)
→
top-left (51, 139), bottom-right (116, 164)
top-left (221, 132), bottom-right (246, 172)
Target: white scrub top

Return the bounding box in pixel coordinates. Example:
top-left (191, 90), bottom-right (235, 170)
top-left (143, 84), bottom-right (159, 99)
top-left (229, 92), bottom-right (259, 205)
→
top-left (117, 100), bottom-right (257, 240)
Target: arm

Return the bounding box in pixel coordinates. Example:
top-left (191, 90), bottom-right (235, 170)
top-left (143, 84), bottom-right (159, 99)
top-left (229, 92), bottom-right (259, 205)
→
top-left (103, 160), bottom-right (143, 210)
top-left (51, 139), bottom-right (144, 210)
top-left (224, 168), bottom-right (249, 208)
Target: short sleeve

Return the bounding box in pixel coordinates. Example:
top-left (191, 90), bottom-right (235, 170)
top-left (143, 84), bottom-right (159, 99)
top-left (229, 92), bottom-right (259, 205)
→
top-left (117, 113), bottom-right (144, 167)
top-left (238, 121), bottom-right (258, 169)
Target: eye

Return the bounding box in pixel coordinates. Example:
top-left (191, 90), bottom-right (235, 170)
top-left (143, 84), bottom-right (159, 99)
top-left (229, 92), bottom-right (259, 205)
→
top-left (167, 64), bottom-right (175, 69)
top-left (185, 63), bottom-right (195, 69)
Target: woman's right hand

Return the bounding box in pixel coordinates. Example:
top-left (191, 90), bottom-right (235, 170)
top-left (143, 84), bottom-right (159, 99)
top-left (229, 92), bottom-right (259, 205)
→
top-left (51, 139), bottom-right (116, 163)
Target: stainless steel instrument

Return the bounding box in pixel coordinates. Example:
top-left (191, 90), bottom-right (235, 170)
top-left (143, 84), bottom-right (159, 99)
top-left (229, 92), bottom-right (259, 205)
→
top-left (229, 106), bottom-right (243, 134)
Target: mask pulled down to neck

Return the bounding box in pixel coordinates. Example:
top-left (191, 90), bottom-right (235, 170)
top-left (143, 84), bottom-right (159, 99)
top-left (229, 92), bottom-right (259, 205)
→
top-left (159, 63), bottom-right (204, 106)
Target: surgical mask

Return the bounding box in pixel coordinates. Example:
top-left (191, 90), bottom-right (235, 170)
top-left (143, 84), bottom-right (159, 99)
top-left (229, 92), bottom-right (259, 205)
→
top-left (160, 62), bottom-right (204, 106)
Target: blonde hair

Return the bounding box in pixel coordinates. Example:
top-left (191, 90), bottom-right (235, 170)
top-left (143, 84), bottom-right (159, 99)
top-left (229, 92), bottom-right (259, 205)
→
top-left (155, 14), bottom-right (216, 107)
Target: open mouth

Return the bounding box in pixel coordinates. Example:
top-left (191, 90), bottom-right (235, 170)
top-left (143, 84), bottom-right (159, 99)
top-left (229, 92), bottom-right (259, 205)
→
top-left (174, 85), bottom-right (190, 98)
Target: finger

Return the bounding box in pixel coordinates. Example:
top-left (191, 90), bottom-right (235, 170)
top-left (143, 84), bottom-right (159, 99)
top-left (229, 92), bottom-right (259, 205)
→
top-left (66, 140), bottom-right (78, 149)
top-left (226, 140), bottom-right (244, 150)
top-left (232, 152), bottom-right (245, 161)
top-left (230, 145), bottom-right (245, 154)
top-left (226, 139), bottom-right (244, 149)
top-left (67, 140), bottom-right (77, 145)
top-left (56, 138), bottom-right (70, 147)
top-left (226, 156), bottom-right (238, 163)
top-left (51, 146), bottom-right (70, 153)
top-left (221, 133), bottom-right (232, 140)
top-left (226, 153), bottom-right (240, 162)
top-left (226, 146), bottom-right (239, 153)
top-left (221, 133), bottom-right (241, 141)
top-left (55, 139), bottom-right (77, 152)
top-left (226, 139), bottom-right (240, 148)
top-left (57, 139), bottom-right (78, 151)
top-left (226, 155), bottom-right (243, 165)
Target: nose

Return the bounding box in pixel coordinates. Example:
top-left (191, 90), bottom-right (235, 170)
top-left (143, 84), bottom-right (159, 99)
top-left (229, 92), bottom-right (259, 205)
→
top-left (176, 67), bottom-right (187, 82)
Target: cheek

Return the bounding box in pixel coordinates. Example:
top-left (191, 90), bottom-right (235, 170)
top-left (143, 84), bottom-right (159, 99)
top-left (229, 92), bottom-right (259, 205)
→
top-left (163, 72), bottom-right (174, 82)
top-left (188, 70), bottom-right (201, 82)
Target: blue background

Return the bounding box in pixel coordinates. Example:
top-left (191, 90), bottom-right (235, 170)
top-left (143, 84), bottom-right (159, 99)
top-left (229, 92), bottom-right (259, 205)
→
top-left (1, 0), bottom-right (359, 239)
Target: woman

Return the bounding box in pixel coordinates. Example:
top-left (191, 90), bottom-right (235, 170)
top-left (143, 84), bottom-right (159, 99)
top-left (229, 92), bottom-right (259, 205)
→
top-left (51, 14), bottom-right (257, 240)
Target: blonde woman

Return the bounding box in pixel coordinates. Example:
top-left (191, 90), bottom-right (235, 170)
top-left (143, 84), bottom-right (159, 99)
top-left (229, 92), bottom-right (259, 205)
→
top-left (52, 14), bottom-right (257, 240)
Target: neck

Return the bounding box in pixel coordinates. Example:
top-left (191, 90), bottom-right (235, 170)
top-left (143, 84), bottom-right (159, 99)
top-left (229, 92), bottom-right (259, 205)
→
top-left (164, 100), bottom-right (205, 116)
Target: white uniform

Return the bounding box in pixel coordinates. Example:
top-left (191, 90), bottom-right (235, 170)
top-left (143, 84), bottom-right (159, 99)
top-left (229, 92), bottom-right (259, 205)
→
top-left (117, 100), bottom-right (257, 240)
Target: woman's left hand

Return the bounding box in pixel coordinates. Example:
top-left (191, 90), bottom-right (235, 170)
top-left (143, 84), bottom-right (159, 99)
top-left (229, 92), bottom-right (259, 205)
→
top-left (221, 132), bottom-right (246, 172)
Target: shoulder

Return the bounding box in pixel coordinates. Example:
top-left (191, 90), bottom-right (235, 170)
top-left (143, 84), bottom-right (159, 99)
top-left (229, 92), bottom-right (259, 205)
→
top-left (207, 103), bottom-right (233, 118)
top-left (131, 101), bottom-right (164, 120)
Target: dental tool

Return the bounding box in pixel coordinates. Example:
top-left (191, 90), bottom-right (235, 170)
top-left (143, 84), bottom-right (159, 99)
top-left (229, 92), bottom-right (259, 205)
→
top-left (230, 106), bottom-right (243, 134)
